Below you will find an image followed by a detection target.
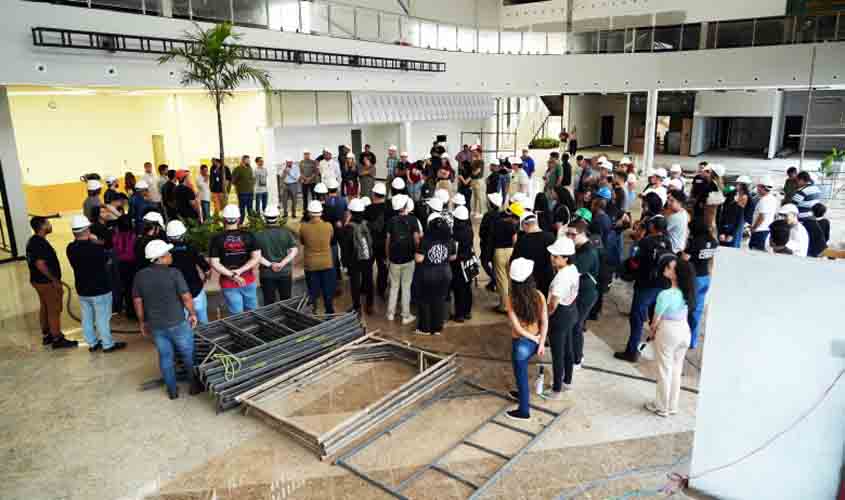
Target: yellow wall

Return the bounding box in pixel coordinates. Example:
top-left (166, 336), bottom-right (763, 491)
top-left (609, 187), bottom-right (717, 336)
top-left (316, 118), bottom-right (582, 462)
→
top-left (9, 90), bottom-right (267, 213)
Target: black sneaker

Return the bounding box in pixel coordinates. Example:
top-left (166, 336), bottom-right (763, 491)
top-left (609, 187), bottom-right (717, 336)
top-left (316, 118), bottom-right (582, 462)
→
top-left (103, 341), bottom-right (127, 353)
top-left (613, 351), bottom-right (640, 363)
top-left (167, 388), bottom-right (179, 400)
top-left (464, 313), bottom-right (472, 320)
top-left (505, 409), bottom-right (530, 421)
top-left (88, 342), bottom-right (102, 353)
top-left (52, 337), bottom-right (79, 349)
top-left (42, 334), bottom-right (53, 346)
top-left (508, 390), bottom-right (519, 401)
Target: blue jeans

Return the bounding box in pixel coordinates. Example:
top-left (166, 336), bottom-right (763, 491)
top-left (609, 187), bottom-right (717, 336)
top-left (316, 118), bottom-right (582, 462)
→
top-left (254, 192), bottom-right (268, 214)
top-left (151, 321), bottom-right (194, 395)
top-left (201, 200), bottom-right (211, 221)
top-left (749, 231), bottom-right (768, 251)
top-left (187, 289), bottom-right (208, 325)
top-left (511, 337), bottom-right (538, 416)
top-left (731, 223), bottom-right (744, 249)
top-left (79, 292), bottom-right (114, 349)
top-left (408, 181), bottom-right (423, 201)
top-left (306, 268), bottom-right (337, 314)
top-left (688, 275), bottom-right (710, 349)
top-left (221, 282), bottom-right (258, 314)
top-left (606, 231), bottom-right (624, 271)
top-left (626, 286), bottom-right (662, 354)
top-left (237, 193), bottom-right (254, 223)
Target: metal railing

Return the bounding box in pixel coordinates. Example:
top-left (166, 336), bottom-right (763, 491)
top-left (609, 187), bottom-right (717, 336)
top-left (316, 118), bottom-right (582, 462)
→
top-left (27, 1), bottom-right (845, 55)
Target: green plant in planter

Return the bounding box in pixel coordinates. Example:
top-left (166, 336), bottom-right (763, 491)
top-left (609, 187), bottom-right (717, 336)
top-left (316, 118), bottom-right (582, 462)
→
top-left (529, 137), bottom-right (561, 149)
top-left (821, 147), bottom-right (845, 178)
top-left (182, 211), bottom-right (286, 255)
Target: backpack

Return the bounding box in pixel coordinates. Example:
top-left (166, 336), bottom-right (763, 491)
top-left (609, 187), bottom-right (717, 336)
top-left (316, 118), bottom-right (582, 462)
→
top-left (648, 238), bottom-right (675, 284)
top-left (389, 216), bottom-right (416, 260)
top-left (351, 221), bottom-right (373, 261)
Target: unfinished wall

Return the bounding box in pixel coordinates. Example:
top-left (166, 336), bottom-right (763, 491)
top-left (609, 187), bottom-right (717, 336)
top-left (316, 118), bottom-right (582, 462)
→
top-left (782, 90), bottom-right (845, 153)
top-left (567, 94), bottom-right (601, 148)
top-left (693, 90), bottom-right (777, 118)
top-left (691, 248), bottom-right (845, 500)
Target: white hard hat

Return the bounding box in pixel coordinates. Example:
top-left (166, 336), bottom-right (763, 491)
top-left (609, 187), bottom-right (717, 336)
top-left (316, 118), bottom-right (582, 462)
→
top-left (145, 239), bottom-right (173, 261)
top-left (547, 237), bottom-right (576, 256)
top-left (758, 175), bottom-right (775, 188)
top-left (400, 151), bottom-right (409, 157)
top-left (668, 178), bottom-right (684, 191)
top-left (736, 175), bottom-right (752, 184)
top-left (348, 198), bottom-right (366, 213)
top-left (509, 156), bottom-right (522, 165)
top-left (325, 178), bottom-right (340, 191)
top-left (263, 204), bottom-right (281, 219)
top-left (135, 180), bottom-right (149, 190)
top-left (307, 200), bottom-right (323, 214)
top-left (620, 156), bottom-right (633, 164)
top-left (373, 183), bottom-right (387, 196)
top-left (143, 211), bottom-right (165, 228)
top-left (487, 192), bottom-right (503, 208)
top-left (670, 164), bottom-right (683, 173)
top-left (711, 164), bottom-right (726, 178)
top-left (509, 257), bottom-right (534, 283)
top-left (392, 194), bottom-right (409, 211)
top-left (778, 203), bottom-right (799, 215)
top-left (166, 220), bottom-right (187, 238)
top-left (453, 206), bottom-right (469, 221)
top-left (511, 192), bottom-right (529, 205)
top-left (520, 211), bottom-right (538, 227)
top-left (314, 182), bottom-right (328, 194)
top-left (598, 159), bottom-right (611, 170)
top-left (87, 180), bottom-right (102, 191)
top-left (451, 193), bottom-right (466, 206)
top-left (435, 189), bottom-right (450, 204)
top-left (105, 175), bottom-right (117, 184)
top-left (221, 204), bottom-right (241, 220)
top-left (346, 152), bottom-right (356, 160)
top-left (391, 177), bottom-right (406, 190)
top-left (426, 198), bottom-right (444, 212)
top-left (70, 214), bottom-right (91, 232)
top-left (388, 145), bottom-right (397, 151)
top-left (361, 196), bottom-right (372, 207)
top-left (654, 168), bottom-right (668, 178)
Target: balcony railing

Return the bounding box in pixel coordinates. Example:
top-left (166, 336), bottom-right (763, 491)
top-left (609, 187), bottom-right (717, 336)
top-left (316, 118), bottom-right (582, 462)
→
top-left (27, 1), bottom-right (845, 56)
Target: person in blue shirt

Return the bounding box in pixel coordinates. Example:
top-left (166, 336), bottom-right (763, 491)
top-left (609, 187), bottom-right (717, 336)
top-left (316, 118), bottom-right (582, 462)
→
top-left (129, 180), bottom-right (155, 234)
top-left (520, 149), bottom-right (535, 178)
top-left (322, 178), bottom-right (348, 286)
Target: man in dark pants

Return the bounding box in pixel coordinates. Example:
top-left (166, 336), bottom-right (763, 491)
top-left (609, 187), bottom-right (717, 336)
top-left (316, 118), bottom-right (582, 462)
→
top-left (615, 215), bottom-right (671, 362)
top-left (479, 192), bottom-right (502, 293)
top-left (365, 182), bottom-right (389, 299)
top-left (255, 205), bottom-right (298, 305)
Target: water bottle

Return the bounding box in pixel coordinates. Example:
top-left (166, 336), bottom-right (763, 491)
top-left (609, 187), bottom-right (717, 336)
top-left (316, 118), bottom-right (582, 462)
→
top-left (535, 365), bottom-right (545, 395)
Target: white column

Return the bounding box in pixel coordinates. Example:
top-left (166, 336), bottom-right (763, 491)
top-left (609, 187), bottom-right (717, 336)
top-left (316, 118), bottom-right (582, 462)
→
top-left (0, 87), bottom-right (32, 257)
top-left (262, 127), bottom-right (279, 207)
top-left (399, 121), bottom-right (413, 159)
top-left (767, 90), bottom-right (784, 160)
top-left (643, 89), bottom-right (659, 176)
top-left (623, 93), bottom-right (632, 154)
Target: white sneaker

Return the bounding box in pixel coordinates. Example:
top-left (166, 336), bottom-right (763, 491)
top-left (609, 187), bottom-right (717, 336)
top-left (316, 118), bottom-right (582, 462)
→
top-left (573, 363), bottom-right (582, 370)
top-left (386, 314), bottom-right (394, 321)
top-left (644, 401), bottom-right (669, 417)
top-left (401, 315), bottom-right (416, 325)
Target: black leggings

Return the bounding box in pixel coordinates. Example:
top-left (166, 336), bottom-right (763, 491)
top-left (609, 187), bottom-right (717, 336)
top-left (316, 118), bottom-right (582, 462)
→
top-left (549, 303), bottom-right (579, 390)
top-left (348, 259), bottom-right (374, 311)
top-left (450, 263), bottom-right (473, 319)
top-left (416, 267), bottom-right (451, 333)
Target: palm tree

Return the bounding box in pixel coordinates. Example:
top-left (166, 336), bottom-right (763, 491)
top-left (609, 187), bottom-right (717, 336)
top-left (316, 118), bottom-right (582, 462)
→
top-left (158, 22), bottom-right (272, 162)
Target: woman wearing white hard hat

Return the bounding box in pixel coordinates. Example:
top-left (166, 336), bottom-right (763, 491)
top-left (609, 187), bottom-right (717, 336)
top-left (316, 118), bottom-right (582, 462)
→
top-left (208, 205), bottom-right (262, 314)
top-left (505, 257), bottom-right (548, 422)
top-left (83, 179), bottom-right (103, 223)
top-left (450, 206), bottom-right (475, 322)
top-left (341, 152), bottom-right (359, 198)
top-left (254, 205), bottom-right (299, 305)
top-left (339, 198), bottom-right (374, 314)
top-left (542, 237), bottom-right (579, 400)
top-left (166, 220), bottom-right (212, 324)
top-left (104, 176), bottom-right (120, 204)
top-left (135, 211), bottom-right (166, 271)
top-left (413, 214), bottom-right (456, 336)
top-left (133, 238), bottom-right (202, 400)
top-left (300, 200), bottom-right (338, 314)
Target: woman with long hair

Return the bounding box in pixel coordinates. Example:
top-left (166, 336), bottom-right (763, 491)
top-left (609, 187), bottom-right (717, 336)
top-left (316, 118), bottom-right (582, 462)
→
top-left (644, 256), bottom-right (696, 417)
top-left (506, 258), bottom-right (548, 421)
top-left (414, 215), bottom-right (455, 336)
top-left (124, 172), bottom-right (136, 197)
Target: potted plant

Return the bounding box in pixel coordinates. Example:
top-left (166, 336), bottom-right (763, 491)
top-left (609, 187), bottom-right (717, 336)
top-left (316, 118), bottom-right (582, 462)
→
top-left (819, 147), bottom-right (845, 199)
top-left (528, 137), bottom-right (561, 149)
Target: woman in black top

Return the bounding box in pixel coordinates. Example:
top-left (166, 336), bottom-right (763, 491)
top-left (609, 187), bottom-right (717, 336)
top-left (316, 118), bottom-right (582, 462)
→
top-left (450, 207), bottom-right (475, 322)
top-left (414, 215), bottom-right (456, 336)
top-left (457, 161), bottom-right (473, 210)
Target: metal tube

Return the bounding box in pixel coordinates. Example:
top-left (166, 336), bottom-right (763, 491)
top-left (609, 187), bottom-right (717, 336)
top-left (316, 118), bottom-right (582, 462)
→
top-left (799, 46), bottom-right (817, 171)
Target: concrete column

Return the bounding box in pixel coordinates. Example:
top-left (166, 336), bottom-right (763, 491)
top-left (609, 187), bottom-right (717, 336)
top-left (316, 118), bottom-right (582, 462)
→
top-left (399, 121), bottom-right (413, 159)
top-left (767, 90), bottom-right (784, 160)
top-left (623, 93), bottom-right (632, 154)
top-left (643, 88), bottom-right (659, 175)
top-left (0, 87), bottom-right (31, 258)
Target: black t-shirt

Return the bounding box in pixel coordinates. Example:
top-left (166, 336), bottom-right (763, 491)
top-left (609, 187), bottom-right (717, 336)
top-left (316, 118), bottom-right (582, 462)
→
top-left (66, 240), bottom-right (111, 296)
top-left (512, 230), bottom-right (556, 295)
top-left (209, 230), bottom-right (259, 271)
top-left (90, 222), bottom-right (113, 250)
top-left (161, 181), bottom-right (178, 219)
top-left (685, 235), bottom-right (718, 276)
top-left (26, 235), bottom-right (61, 284)
top-left (209, 165), bottom-right (231, 193)
top-left (170, 242), bottom-right (211, 297)
top-left (452, 220), bottom-right (474, 261)
top-left (818, 218), bottom-right (830, 244)
top-left (418, 237), bottom-right (454, 267)
top-left (492, 213), bottom-right (518, 249)
top-left (364, 203), bottom-right (388, 244)
top-left (802, 217), bottom-right (827, 258)
top-left (636, 234), bottom-right (671, 288)
top-left (386, 214), bottom-right (420, 264)
top-left (690, 175), bottom-right (717, 210)
top-left (458, 163), bottom-right (472, 185)
top-left (174, 184), bottom-right (199, 220)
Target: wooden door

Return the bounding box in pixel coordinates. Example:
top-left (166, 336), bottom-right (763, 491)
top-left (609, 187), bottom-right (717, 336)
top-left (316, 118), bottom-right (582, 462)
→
top-left (680, 118), bottom-right (692, 156)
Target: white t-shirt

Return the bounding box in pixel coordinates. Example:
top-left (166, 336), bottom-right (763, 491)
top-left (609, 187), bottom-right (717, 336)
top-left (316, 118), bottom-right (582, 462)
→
top-left (643, 185), bottom-right (668, 205)
top-left (666, 210), bottom-right (690, 254)
top-left (196, 175), bottom-right (211, 202)
top-left (319, 159), bottom-right (341, 184)
top-left (510, 169), bottom-right (531, 194)
top-left (549, 265), bottom-right (580, 307)
top-left (142, 172), bottom-right (161, 203)
top-left (752, 194), bottom-right (779, 232)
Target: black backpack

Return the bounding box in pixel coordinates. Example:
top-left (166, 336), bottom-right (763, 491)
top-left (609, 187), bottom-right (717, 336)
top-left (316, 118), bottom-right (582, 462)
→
top-left (648, 238), bottom-right (675, 284)
top-left (389, 216), bottom-right (416, 259)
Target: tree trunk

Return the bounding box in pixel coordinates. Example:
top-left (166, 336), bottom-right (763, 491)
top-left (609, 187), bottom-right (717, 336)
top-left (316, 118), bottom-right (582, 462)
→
top-left (215, 94), bottom-right (225, 162)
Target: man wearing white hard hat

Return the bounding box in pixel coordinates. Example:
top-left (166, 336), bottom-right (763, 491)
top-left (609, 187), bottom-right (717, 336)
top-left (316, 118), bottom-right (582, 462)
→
top-left (512, 209), bottom-right (556, 297)
top-left (167, 220), bottom-right (211, 324)
top-left (749, 175), bottom-right (779, 251)
top-left (278, 158), bottom-right (300, 219)
top-left (544, 236), bottom-right (579, 400)
top-left (643, 168), bottom-right (668, 206)
top-left (141, 161), bottom-right (162, 205)
top-left (135, 211), bottom-right (165, 271)
top-left (767, 204), bottom-right (808, 257)
top-left (318, 149), bottom-right (341, 190)
top-left (83, 179), bottom-right (103, 224)
top-left (479, 192), bottom-right (503, 293)
top-left (340, 198), bottom-right (374, 313)
top-left (385, 194), bottom-right (421, 324)
top-left (391, 176), bottom-right (408, 197)
top-left (365, 183), bottom-right (390, 299)
top-left (323, 177), bottom-right (348, 285)
top-left (509, 156), bottom-right (530, 201)
top-left (133, 238), bottom-right (200, 400)
top-left (255, 205), bottom-right (299, 305)
top-left (103, 176), bottom-right (120, 204)
top-left (209, 205), bottom-right (262, 314)
top-left (300, 200), bottom-right (337, 314)
top-left (67, 214), bottom-right (126, 353)
top-left (299, 149), bottom-right (318, 215)
top-left (669, 164), bottom-right (683, 180)
top-left (313, 181), bottom-right (329, 201)
top-left (129, 179), bottom-right (153, 231)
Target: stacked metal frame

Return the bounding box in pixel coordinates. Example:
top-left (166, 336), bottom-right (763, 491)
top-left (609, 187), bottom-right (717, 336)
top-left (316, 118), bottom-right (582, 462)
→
top-left (237, 335), bottom-right (458, 460)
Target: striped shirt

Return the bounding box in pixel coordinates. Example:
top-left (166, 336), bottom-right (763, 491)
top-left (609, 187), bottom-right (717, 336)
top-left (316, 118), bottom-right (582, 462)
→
top-left (791, 183), bottom-right (822, 219)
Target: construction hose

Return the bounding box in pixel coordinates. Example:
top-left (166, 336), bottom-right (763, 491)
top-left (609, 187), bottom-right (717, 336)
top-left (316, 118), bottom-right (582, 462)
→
top-left (62, 281), bottom-right (140, 334)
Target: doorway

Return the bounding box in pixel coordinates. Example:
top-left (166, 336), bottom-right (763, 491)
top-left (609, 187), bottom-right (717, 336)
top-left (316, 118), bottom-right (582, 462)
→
top-left (151, 135), bottom-right (167, 167)
top-left (782, 116), bottom-right (803, 151)
top-left (350, 129), bottom-right (363, 158)
top-left (600, 115), bottom-right (614, 146)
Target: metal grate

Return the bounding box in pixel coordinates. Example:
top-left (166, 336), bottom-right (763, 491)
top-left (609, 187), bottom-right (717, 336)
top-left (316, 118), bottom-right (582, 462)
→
top-left (30, 26), bottom-right (447, 73)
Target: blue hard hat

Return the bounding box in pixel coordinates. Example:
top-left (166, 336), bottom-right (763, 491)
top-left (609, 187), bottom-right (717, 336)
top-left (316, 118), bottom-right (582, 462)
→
top-left (596, 186), bottom-right (612, 200)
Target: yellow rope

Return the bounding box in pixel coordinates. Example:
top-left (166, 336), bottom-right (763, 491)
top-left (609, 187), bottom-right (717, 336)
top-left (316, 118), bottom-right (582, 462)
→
top-left (212, 353), bottom-right (242, 381)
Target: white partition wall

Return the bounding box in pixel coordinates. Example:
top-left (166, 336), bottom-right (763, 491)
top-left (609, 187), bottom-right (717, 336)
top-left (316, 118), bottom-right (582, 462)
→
top-left (691, 249), bottom-right (845, 500)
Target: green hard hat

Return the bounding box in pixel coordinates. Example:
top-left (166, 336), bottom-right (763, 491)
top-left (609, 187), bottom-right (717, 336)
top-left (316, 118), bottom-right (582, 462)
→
top-left (575, 208), bottom-right (593, 223)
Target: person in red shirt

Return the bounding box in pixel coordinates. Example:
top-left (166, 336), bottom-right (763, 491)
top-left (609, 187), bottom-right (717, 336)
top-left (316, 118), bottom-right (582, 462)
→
top-left (209, 205), bottom-right (262, 314)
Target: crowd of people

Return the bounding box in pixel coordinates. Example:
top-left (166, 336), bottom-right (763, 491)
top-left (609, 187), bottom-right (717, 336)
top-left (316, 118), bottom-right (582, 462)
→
top-left (26, 140), bottom-right (834, 412)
